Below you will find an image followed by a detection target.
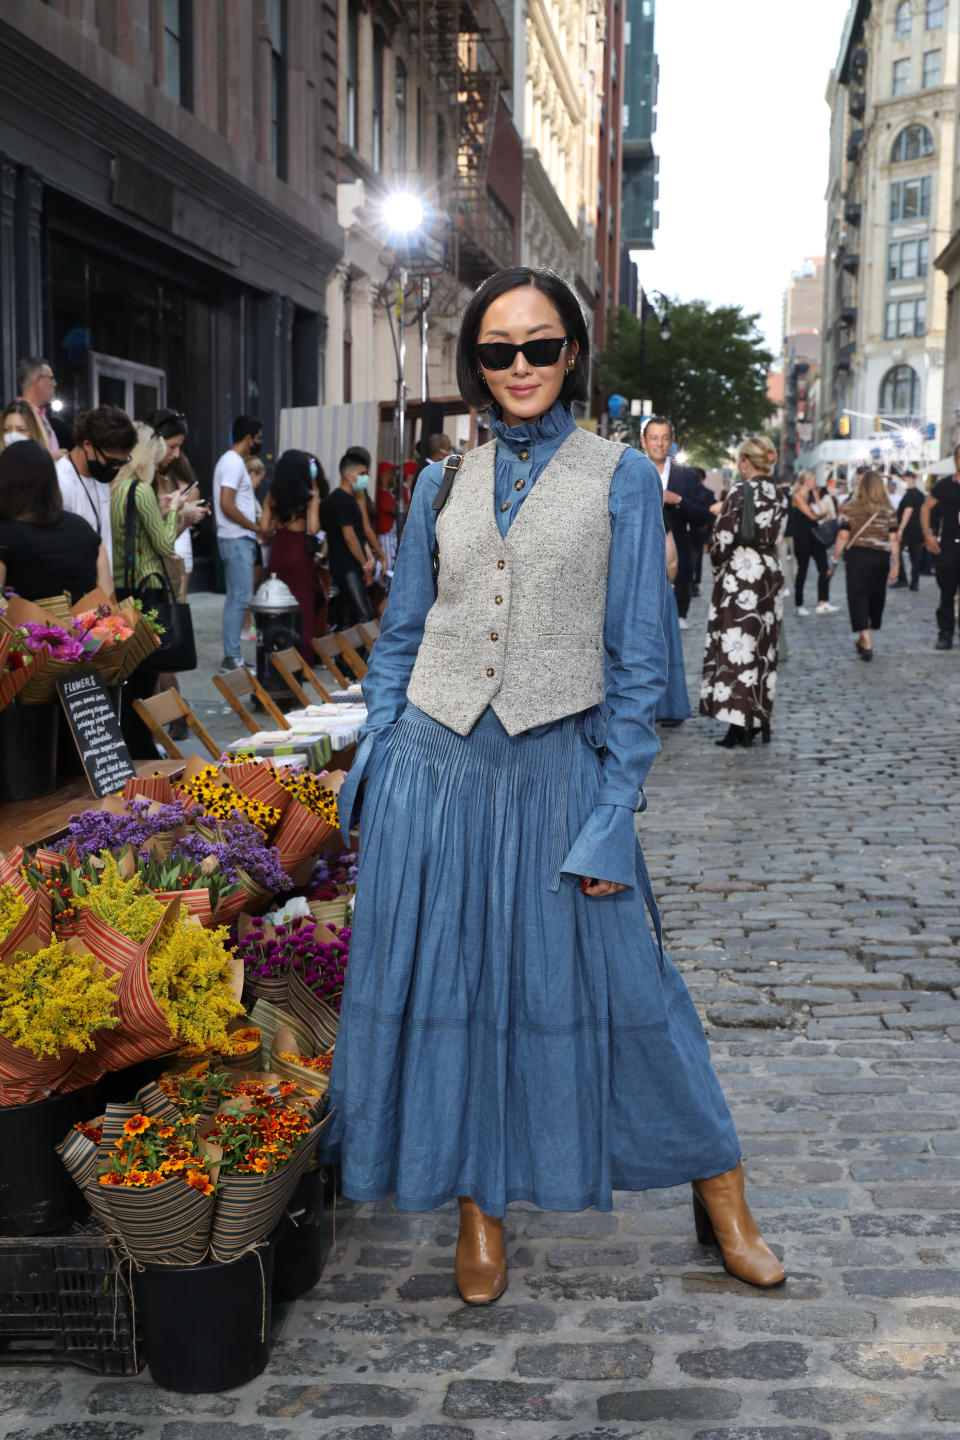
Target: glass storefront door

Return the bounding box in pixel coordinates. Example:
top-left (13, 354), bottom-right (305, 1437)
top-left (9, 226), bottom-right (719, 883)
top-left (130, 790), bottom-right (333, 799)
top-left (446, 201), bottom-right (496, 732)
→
top-left (88, 352), bottom-right (166, 419)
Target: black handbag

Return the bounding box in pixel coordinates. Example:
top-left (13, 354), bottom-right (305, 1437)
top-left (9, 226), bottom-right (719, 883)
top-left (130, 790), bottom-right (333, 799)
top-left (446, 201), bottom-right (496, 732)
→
top-left (735, 479), bottom-right (756, 545)
top-left (813, 516), bottom-right (839, 548)
top-left (124, 482), bottom-right (198, 673)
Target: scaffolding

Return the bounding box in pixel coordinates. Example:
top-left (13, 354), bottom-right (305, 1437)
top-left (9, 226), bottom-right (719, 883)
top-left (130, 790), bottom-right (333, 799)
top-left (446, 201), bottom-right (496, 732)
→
top-left (404, 0), bottom-right (512, 285)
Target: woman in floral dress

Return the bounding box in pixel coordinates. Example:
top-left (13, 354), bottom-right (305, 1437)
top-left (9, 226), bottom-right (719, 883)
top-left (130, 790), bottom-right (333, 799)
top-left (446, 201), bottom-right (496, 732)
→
top-left (700, 437), bottom-right (788, 747)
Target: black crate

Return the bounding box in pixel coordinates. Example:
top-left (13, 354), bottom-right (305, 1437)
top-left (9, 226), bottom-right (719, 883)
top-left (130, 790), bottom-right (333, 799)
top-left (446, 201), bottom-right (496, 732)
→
top-left (0, 1225), bottom-right (142, 1374)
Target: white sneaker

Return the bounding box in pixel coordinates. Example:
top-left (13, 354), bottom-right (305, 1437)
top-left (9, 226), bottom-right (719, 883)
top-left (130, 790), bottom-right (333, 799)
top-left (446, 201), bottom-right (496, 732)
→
top-left (678, 617), bottom-right (690, 630)
top-left (816, 602), bottom-right (839, 614)
top-left (796, 606), bottom-right (810, 616)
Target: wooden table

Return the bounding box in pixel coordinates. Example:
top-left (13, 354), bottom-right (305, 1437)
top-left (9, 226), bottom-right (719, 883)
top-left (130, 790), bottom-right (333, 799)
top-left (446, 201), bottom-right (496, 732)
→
top-left (0, 760), bottom-right (184, 852)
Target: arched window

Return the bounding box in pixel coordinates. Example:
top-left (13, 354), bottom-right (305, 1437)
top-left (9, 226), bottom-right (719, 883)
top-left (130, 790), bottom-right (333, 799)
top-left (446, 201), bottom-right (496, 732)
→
top-left (891, 124), bottom-right (934, 162)
top-left (880, 365), bottom-right (921, 417)
top-left (895, 0), bottom-right (913, 36)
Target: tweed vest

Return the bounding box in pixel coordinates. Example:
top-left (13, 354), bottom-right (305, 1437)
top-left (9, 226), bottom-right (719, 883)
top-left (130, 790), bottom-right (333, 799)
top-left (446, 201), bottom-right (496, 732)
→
top-left (406, 425), bottom-right (627, 736)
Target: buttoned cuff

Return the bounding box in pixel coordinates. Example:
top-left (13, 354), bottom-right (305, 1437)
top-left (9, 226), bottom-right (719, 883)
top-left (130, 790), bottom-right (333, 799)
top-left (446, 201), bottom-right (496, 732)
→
top-left (559, 803), bottom-right (638, 889)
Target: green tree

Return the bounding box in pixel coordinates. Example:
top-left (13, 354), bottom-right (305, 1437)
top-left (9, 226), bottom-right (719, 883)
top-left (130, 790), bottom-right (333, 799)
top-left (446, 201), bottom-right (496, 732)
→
top-left (599, 298), bottom-right (775, 467)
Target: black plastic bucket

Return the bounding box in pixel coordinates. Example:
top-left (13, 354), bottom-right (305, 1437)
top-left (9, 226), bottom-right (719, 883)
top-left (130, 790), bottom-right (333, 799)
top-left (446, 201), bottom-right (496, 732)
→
top-left (0, 703), bottom-right (58, 801)
top-left (271, 1166), bottom-right (327, 1303)
top-left (99, 1053), bottom-right (177, 1106)
top-left (134, 1244), bottom-right (275, 1392)
top-left (0, 1083), bottom-right (101, 1236)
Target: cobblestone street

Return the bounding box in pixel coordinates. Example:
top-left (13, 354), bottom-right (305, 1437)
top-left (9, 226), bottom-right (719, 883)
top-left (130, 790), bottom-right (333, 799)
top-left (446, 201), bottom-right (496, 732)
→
top-left (4, 579), bottom-right (960, 1440)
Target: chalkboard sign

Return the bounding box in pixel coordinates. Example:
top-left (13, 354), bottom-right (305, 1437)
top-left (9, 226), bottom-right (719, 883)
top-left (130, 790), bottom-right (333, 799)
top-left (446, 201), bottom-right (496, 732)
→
top-left (57, 672), bottom-right (136, 798)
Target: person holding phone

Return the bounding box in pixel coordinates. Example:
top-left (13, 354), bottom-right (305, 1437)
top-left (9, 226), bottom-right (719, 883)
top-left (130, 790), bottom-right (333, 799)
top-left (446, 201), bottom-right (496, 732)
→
top-left (324, 267), bottom-right (785, 1307)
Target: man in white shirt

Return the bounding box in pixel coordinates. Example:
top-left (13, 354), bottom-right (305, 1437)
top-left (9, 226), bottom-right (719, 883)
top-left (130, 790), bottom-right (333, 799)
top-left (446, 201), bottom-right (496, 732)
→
top-left (213, 415), bottom-right (263, 670)
top-left (56, 404), bottom-right (137, 583)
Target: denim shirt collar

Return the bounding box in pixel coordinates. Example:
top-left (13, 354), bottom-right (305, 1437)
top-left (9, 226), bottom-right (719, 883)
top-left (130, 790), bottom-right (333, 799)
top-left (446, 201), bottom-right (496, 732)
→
top-left (488, 399), bottom-right (577, 460)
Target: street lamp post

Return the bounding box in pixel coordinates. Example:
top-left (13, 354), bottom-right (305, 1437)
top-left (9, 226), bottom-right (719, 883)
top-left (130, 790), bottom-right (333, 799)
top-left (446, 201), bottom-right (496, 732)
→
top-left (637, 288), bottom-right (671, 413)
top-left (381, 193), bottom-right (427, 542)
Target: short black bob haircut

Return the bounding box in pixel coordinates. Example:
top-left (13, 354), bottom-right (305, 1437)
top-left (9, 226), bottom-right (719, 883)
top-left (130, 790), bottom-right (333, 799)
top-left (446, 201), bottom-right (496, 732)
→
top-left (456, 267), bottom-right (589, 411)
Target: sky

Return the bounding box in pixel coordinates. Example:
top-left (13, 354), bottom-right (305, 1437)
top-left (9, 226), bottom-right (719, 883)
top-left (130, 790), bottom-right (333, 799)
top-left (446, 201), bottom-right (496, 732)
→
top-left (634, 0), bottom-right (848, 358)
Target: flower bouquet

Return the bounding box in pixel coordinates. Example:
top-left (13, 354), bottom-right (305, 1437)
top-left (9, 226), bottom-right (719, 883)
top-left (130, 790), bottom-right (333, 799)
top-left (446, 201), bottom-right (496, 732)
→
top-left (286, 922), bottom-right (349, 1053)
top-left (0, 934), bottom-right (118, 1106)
top-left (53, 797), bottom-right (197, 864)
top-left (270, 1022), bottom-right (334, 1096)
top-left (0, 847), bottom-right (52, 960)
top-left (64, 859), bottom-right (244, 1089)
top-left (178, 762), bottom-right (285, 837)
top-left (0, 589), bottom-right (161, 703)
top-left (177, 1022), bottom-right (263, 1073)
top-left (200, 1077), bottom-right (329, 1262)
top-left (58, 1089), bottom-right (221, 1264)
top-left (270, 769), bottom-right (344, 871)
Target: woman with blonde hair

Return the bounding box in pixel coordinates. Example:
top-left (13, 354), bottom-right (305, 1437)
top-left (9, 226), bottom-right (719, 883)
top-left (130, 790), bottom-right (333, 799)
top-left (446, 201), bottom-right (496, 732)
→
top-left (790, 468), bottom-right (836, 615)
top-left (832, 468), bottom-right (900, 660)
top-left (700, 436), bottom-right (788, 746)
top-left (2, 400), bottom-right (49, 450)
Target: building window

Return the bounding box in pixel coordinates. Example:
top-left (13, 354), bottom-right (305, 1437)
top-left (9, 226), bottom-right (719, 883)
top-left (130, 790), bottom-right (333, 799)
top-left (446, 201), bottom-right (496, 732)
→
top-left (884, 297), bottom-right (927, 339)
top-left (268, 0), bottom-right (287, 178)
top-left (890, 174), bottom-right (932, 219)
top-left (880, 363), bottom-right (921, 413)
top-left (346, 1), bottom-right (359, 149)
top-left (923, 48), bottom-right (942, 86)
top-left (895, 0), bottom-right (913, 33)
top-left (395, 59), bottom-right (407, 173)
top-left (892, 57), bottom-right (910, 94)
top-left (888, 236), bottom-right (930, 279)
top-left (891, 124), bottom-right (934, 161)
top-left (372, 30), bottom-right (384, 172)
top-left (926, 0), bottom-right (944, 27)
top-left (162, 0), bottom-right (192, 109)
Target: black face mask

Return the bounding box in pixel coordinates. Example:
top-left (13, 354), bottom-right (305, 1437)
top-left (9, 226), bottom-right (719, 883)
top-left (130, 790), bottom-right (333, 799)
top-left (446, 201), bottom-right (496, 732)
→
top-left (249, 440), bottom-right (263, 457)
top-left (87, 456), bottom-right (123, 484)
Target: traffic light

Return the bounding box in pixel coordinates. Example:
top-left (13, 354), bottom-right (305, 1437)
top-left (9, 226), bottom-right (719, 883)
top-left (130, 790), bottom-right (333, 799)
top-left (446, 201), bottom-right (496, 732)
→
top-left (838, 415), bottom-right (850, 436)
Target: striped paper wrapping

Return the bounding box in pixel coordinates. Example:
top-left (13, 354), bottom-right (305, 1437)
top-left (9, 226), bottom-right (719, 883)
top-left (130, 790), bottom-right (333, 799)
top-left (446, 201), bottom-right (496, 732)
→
top-left (243, 970), bottom-right (289, 1007)
top-left (206, 1120), bottom-right (328, 1262)
top-left (70, 906), bottom-right (179, 1078)
top-left (212, 888), bottom-right (246, 928)
top-left (235, 869), bottom-right (274, 914)
top-left (0, 1035), bottom-right (77, 1107)
top-left (221, 760), bottom-right (292, 815)
top-left (123, 774), bottom-right (177, 805)
top-left (286, 968), bottom-right (340, 1052)
top-left (56, 1117), bottom-right (115, 1228)
top-left (0, 884), bottom-right (52, 963)
top-left (273, 801), bottom-right (334, 871)
top-left (152, 889), bottom-right (213, 927)
top-left (30, 844), bottom-right (80, 877)
top-left (307, 896), bottom-right (352, 929)
top-left (248, 999), bottom-right (313, 1059)
top-left (270, 1024), bottom-right (333, 1098)
top-left (96, 1169), bottom-right (217, 1266)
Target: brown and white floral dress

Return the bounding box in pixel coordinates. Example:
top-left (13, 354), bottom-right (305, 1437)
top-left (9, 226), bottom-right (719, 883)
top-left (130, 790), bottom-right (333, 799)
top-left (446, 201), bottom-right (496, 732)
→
top-left (699, 478), bottom-right (788, 727)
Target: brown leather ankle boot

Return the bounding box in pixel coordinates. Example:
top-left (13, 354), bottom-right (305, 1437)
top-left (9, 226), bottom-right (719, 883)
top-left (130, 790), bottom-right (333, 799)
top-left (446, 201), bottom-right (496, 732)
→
top-left (691, 1161), bottom-right (786, 1289)
top-left (455, 1197), bottom-right (507, 1305)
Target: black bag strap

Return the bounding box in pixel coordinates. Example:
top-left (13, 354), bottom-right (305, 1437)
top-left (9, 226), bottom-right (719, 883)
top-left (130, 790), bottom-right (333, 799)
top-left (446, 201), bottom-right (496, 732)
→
top-left (123, 480), bottom-right (176, 603)
top-left (431, 453), bottom-right (463, 594)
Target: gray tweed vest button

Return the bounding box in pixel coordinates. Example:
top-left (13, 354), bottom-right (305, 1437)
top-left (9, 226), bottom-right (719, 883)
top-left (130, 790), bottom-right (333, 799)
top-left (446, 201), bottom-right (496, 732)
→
top-left (406, 425), bottom-right (626, 736)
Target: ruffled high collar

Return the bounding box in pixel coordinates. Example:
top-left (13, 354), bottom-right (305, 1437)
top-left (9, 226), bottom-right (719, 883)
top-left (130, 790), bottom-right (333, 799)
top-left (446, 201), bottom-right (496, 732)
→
top-left (488, 398), bottom-right (577, 455)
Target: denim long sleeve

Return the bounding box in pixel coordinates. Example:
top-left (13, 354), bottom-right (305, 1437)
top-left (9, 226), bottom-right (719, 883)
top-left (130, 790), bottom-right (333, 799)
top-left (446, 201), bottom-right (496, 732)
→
top-left (560, 448), bottom-right (668, 888)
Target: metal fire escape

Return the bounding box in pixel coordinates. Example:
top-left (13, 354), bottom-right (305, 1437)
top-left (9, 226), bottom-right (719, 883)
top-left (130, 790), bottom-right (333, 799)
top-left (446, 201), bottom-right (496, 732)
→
top-left (405, 0), bottom-right (512, 286)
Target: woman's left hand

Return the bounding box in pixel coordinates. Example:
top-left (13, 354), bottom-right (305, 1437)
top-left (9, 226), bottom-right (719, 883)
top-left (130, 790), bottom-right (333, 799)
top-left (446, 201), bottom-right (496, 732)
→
top-left (582, 877), bottom-right (626, 897)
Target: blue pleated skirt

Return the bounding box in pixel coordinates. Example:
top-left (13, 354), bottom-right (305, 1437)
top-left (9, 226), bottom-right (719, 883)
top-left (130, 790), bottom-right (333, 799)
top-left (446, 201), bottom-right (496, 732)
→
top-left (323, 702), bottom-right (739, 1217)
top-left (655, 578), bottom-right (692, 721)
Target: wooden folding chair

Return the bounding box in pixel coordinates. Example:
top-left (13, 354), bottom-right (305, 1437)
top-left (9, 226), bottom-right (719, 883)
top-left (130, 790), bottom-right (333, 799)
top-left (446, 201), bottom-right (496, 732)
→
top-left (356, 619), bottom-right (381, 651)
top-left (213, 665), bottom-right (290, 735)
top-left (133, 690), bottom-right (221, 762)
top-left (269, 648), bottom-right (333, 708)
top-left (334, 625), bottom-right (369, 680)
top-left (312, 635), bottom-right (350, 690)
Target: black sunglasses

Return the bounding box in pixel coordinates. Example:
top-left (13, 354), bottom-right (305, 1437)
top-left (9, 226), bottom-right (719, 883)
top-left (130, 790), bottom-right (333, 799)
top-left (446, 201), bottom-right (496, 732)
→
top-left (476, 337), bottom-right (571, 371)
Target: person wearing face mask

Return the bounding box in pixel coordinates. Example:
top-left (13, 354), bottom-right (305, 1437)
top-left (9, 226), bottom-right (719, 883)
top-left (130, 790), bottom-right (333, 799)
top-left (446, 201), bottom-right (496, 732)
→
top-left (2, 400), bottom-right (48, 449)
top-left (320, 446), bottom-right (387, 625)
top-left (213, 415), bottom-right (263, 672)
top-left (55, 406), bottom-right (137, 581)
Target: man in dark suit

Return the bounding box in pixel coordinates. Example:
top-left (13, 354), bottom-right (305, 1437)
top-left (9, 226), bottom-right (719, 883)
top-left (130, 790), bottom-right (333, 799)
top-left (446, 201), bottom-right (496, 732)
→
top-left (642, 416), bottom-right (714, 626)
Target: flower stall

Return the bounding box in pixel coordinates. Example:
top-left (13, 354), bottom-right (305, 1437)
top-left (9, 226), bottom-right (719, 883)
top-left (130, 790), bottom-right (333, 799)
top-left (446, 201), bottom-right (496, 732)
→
top-left (0, 747), bottom-right (358, 1388)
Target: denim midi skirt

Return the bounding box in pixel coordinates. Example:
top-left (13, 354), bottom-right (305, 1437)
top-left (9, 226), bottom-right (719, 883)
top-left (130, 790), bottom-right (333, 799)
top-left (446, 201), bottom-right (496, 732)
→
top-left (324, 702), bottom-right (740, 1217)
